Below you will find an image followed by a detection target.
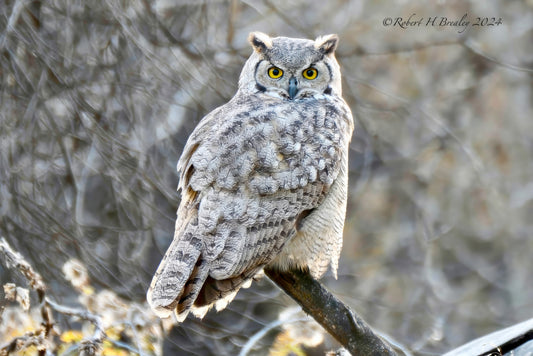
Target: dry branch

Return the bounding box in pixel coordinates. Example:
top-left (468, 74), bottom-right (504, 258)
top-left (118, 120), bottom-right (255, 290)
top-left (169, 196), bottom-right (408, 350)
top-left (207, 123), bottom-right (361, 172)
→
top-left (45, 298), bottom-right (106, 356)
top-left (0, 238), bottom-right (46, 296)
top-left (264, 267), bottom-right (400, 356)
top-left (0, 238), bottom-right (106, 356)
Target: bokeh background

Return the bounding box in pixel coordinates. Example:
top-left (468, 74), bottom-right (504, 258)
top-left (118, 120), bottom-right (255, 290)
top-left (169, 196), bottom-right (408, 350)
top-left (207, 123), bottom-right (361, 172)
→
top-left (1, 0), bottom-right (532, 355)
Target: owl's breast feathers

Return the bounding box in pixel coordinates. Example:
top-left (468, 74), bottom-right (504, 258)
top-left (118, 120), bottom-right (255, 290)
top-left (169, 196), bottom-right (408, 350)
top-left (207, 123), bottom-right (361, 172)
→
top-left (148, 93), bottom-right (353, 320)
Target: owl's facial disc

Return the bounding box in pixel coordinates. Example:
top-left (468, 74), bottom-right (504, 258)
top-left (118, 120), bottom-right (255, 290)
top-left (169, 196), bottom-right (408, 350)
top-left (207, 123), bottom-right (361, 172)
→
top-left (254, 61), bottom-right (330, 101)
top-left (242, 32), bottom-right (343, 98)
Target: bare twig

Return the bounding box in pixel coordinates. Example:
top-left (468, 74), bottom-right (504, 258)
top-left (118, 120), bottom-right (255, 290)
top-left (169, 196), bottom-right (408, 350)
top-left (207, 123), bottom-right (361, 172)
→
top-left (264, 267), bottom-right (401, 356)
top-left (0, 237), bottom-right (54, 355)
top-left (462, 39), bottom-right (533, 74)
top-left (239, 306), bottom-right (306, 356)
top-left (0, 237), bottom-right (106, 356)
top-left (0, 330), bottom-right (49, 356)
top-left (0, 238), bottom-right (46, 295)
top-left (44, 298), bottom-right (106, 356)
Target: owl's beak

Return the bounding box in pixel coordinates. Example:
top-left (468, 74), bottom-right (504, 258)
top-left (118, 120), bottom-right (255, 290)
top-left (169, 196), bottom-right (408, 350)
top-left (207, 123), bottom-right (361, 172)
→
top-left (288, 76), bottom-right (298, 100)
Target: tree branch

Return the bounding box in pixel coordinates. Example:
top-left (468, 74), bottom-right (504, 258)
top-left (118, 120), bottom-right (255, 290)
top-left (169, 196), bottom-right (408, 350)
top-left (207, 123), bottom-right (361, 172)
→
top-left (264, 267), bottom-right (400, 356)
top-left (0, 237), bottom-right (105, 356)
top-left (44, 298), bottom-right (105, 355)
top-left (0, 238), bottom-right (46, 295)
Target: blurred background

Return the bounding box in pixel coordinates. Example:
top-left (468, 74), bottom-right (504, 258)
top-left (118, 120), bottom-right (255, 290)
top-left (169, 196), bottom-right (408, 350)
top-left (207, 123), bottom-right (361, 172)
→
top-left (1, 0), bottom-right (532, 355)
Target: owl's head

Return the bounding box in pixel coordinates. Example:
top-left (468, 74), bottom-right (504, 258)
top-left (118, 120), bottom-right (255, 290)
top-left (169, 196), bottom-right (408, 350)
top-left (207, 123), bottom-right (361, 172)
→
top-left (239, 32), bottom-right (343, 100)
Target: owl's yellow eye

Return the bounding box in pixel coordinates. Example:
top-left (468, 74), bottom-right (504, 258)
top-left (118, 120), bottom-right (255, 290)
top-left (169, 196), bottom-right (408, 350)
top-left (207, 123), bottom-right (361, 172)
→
top-left (268, 67), bottom-right (283, 79)
top-left (302, 68), bottom-right (318, 80)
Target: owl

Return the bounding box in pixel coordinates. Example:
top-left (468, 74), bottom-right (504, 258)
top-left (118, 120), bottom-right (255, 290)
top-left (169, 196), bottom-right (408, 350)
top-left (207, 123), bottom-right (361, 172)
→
top-left (147, 32), bottom-right (354, 321)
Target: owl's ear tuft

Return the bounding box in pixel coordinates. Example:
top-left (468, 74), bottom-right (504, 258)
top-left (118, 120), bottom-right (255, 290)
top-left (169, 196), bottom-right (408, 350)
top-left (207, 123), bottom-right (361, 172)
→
top-left (315, 34), bottom-right (339, 55)
top-left (248, 32), bottom-right (273, 53)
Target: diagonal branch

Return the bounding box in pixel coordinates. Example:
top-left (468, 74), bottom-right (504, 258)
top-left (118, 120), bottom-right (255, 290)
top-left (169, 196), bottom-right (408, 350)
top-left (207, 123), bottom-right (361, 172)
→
top-left (264, 267), bottom-right (401, 355)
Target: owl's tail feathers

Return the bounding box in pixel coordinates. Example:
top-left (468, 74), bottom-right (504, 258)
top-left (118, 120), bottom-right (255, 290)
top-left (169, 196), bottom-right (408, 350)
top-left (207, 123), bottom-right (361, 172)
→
top-left (173, 258), bottom-right (210, 322)
top-left (147, 232), bottom-right (263, 321)
top-left (146, 232), bottom-right (209, 321)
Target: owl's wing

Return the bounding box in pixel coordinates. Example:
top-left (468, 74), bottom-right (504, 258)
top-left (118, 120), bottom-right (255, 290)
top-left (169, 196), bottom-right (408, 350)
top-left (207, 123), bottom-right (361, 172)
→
top-left (147, 94), bottom-right (353, 320)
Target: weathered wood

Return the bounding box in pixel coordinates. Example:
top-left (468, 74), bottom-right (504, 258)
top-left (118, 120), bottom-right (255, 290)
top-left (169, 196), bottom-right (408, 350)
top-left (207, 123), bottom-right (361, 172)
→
top-left (264, 267), bottom-right (400, 356)
top-left (443, 318), bottom-right (533, 356)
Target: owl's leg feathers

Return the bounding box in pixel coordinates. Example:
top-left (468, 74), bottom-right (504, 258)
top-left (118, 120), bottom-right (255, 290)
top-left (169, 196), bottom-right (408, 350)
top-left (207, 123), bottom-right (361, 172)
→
top-left (182, 270), bottom-right (258, 320)
top-left (193, 267), bottom-right (260, 311)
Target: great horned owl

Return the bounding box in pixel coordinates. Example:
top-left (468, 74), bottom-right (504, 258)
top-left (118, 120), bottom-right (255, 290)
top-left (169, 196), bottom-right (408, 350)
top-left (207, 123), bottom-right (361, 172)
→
top-left (147, 32), bottom-right (354, 321)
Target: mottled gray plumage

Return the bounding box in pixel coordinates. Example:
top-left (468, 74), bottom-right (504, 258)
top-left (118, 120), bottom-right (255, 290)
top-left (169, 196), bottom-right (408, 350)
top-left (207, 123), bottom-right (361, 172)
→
top-left (147, 32), bottom-right (354, 321)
